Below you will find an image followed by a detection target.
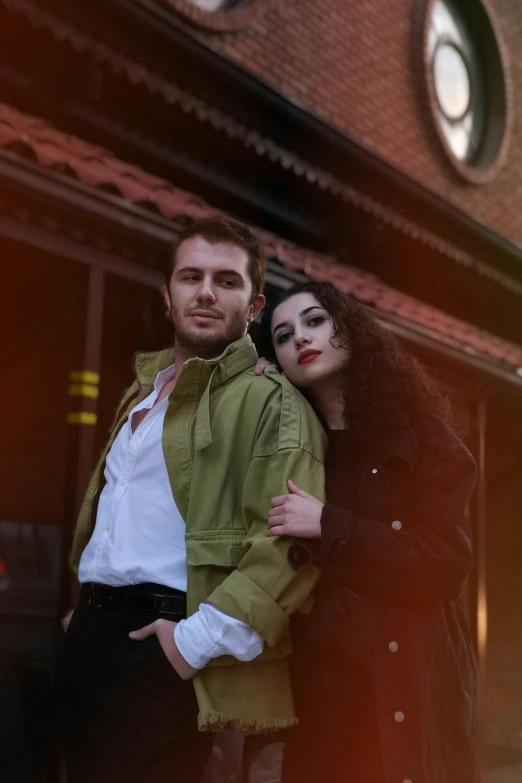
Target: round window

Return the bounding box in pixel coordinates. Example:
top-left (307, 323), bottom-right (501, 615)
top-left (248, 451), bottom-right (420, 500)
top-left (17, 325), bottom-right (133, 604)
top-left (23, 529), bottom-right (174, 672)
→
top-left (433, 43), bottom-right (471, 123)
top-left (167, 0), bottom-right (266, 32)
top-left (423, 0), bottom-right (510, 182)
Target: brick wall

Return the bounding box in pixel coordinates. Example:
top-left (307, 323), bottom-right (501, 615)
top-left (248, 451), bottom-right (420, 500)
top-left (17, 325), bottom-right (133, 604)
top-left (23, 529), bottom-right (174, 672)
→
top-left (186, 0), bottom-right (522, 246)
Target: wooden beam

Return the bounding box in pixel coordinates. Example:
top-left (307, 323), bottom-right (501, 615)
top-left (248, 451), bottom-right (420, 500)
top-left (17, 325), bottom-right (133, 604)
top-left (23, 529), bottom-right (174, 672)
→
top-left (0, 213), bottom-right (163, 288)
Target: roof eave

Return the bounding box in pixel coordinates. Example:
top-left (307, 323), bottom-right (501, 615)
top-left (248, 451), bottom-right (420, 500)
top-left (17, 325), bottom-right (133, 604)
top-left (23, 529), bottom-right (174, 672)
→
top-left (2, 142), bottom-right (521, 390)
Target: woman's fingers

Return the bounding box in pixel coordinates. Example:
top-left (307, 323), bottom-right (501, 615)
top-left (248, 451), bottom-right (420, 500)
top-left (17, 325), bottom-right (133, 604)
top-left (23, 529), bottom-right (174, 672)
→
top-left (254, 356), bottom-right (279, 375)
top-left (268, 508), bottom-right (287, 526)
top-left (287, 479), bottom-right (312, 498)
top-left (286, 479), bottom-right (309, 498)
top-left (270, 494), bottom-right (290, 507)
top-left (254, 358), bottom-right (278, 376)
top-left (267, 523), bottom-right (286, 536)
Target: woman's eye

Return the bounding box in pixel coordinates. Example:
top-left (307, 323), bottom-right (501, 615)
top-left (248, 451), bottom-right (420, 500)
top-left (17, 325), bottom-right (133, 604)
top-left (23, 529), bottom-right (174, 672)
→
top-left (276, 332), bottom-right (291, 345)
top-left (308, 316), bottom-right (325, 327)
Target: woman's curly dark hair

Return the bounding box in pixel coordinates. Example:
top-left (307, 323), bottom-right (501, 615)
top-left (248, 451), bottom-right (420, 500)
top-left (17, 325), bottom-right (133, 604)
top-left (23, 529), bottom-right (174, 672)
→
top-left (260, 282), bottom-right (453, 451)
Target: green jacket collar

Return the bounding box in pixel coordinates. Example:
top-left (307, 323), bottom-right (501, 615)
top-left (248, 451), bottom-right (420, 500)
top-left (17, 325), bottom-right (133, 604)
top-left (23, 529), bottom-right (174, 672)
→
top-left (134, 335), bottom-right (258, 451)
top-left (134, 335), bottom-right (257, 386)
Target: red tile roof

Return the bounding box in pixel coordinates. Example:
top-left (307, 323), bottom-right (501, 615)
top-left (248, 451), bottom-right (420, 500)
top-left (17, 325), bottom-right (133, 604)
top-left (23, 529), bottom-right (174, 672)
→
top-left (1, 102), bottom-right (522, 374)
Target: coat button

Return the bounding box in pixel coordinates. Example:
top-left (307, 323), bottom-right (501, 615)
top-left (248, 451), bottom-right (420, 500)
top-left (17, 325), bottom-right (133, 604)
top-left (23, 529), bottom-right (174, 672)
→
top-left (403, 779), bottom-right (413, 783)
top-left (394, 711), bottom-right (405, 723)
top-left (391, 520), bottom-right (402, 531)
top-left (371, 468), bottom-right (378, 474)
top-left (389, 641), bottom-right (399, 652)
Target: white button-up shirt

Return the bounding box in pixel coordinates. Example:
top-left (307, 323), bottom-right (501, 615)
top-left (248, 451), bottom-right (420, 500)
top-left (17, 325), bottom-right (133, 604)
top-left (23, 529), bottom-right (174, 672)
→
top-left (79, 364), bottom-right (263, 669)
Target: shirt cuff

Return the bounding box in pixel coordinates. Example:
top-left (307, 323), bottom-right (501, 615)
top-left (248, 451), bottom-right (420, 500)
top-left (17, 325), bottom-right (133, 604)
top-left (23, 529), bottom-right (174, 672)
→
top-left (174, 603), bottom-right (264, 670)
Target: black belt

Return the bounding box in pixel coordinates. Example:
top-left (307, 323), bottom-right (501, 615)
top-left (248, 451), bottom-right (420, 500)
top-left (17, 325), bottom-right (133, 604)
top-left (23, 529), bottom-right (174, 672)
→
top-left (80, 582), bottom-right (186, 620)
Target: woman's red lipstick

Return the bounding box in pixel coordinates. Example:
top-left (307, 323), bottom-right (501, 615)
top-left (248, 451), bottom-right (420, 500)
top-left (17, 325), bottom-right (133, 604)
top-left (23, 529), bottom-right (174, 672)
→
top-left (298, 349), bottom-right (321, 365)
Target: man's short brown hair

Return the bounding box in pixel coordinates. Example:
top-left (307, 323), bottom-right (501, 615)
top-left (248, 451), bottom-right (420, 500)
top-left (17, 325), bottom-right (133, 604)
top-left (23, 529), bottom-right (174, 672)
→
top-left (168, 216), bottom-right (266, 301)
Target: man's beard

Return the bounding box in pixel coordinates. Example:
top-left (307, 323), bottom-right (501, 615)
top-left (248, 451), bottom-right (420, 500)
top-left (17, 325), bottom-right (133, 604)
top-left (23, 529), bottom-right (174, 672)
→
top-left (170, 307), bottom-right (250, 358)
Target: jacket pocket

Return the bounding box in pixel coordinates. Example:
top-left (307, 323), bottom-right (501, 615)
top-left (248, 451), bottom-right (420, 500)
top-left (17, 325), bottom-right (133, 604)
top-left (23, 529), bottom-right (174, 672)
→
top-left (185, 531), bottom-right (244, 568)
top-left (186, 531), bottom-right (245, 617)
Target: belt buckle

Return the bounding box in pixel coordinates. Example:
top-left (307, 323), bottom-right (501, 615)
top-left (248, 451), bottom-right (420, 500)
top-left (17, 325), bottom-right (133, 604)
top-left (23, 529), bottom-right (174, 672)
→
top-left (158, 597), bottom-right (171, 614)
top-left (156, 596), bottom-right (184, 619)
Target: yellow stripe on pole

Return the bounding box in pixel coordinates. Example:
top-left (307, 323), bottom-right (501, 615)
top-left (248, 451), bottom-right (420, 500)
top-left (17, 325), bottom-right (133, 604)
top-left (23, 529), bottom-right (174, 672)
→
top-left (69, 384), bottom-right (99, 399)
top-left (67, 412), bottom-right (98, 425)
top-left (69, 370), bottom-right (100, 385)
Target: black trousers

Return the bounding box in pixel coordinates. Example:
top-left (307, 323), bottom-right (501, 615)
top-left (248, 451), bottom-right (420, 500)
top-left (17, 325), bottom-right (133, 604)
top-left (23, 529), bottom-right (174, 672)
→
top-left (54, 598), bottom-right (214, 783)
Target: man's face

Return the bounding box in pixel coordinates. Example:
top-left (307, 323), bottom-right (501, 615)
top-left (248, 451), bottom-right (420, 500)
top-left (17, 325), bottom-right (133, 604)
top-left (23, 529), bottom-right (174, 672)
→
top-left (162, 237), bottom-right (265, 358)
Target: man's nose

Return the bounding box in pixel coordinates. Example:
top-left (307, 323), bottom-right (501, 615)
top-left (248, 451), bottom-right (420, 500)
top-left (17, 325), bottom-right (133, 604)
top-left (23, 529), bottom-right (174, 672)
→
top-left (196, 278), bottom-right (216, 303)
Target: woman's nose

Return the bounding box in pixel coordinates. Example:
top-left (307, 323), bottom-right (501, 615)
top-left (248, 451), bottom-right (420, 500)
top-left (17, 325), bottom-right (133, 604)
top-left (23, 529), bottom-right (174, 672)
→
top-left (295, 333), bottom-right (311, 348)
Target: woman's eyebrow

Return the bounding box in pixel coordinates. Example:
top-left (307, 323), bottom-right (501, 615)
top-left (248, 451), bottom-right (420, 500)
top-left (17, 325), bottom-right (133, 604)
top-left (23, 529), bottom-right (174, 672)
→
top-left (273, 306), bottom-right (325, 335)
top-left (273, 321), bottom-right (288, 336)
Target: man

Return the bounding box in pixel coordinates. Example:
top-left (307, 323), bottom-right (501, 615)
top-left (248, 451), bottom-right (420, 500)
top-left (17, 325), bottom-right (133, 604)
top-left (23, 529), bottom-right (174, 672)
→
top-left (55, 216), bottom-right (326, 783)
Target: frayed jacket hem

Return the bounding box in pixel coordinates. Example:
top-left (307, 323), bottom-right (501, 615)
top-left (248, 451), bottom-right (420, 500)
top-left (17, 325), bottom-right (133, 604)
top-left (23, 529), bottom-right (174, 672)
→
top-left (197, 711), bottom-right (297, 735)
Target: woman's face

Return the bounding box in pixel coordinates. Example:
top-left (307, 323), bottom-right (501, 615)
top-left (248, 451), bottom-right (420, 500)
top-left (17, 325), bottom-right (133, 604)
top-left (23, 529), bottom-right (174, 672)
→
top-left (271, 292), bottom-right (350, 389)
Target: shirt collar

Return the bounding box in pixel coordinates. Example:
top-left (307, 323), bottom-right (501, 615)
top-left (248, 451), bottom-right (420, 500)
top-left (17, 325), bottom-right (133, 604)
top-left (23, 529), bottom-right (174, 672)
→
top-left (154, 363), bottom-right (176, 392)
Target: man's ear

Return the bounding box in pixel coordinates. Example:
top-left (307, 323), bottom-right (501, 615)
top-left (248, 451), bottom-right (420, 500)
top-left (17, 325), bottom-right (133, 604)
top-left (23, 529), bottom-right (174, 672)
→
top-left (249, 294), bottom-right (265, 323)
top-left (160, 284), bottom-right (170, 311)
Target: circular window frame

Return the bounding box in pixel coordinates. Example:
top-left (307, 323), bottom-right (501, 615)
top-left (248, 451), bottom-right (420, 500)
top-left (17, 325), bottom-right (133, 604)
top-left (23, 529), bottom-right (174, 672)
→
top-left (156, 0), bottom-right (272, 32)
top-left (432, 38), bottom-right (473, 123)
top-left (417, 0), bottom-right (512, 185)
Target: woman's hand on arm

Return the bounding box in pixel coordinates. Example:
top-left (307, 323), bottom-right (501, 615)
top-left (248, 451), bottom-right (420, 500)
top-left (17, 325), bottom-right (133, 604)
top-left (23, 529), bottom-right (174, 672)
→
top-left (268, 480), bottom-right (324, 539)
top-left (254, 357), bottom-right (281, 376)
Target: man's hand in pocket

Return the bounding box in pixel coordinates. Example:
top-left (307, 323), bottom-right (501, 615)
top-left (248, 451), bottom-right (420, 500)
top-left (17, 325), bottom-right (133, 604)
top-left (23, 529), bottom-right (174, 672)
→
top-left (129, 619), bottom-right (198, 680)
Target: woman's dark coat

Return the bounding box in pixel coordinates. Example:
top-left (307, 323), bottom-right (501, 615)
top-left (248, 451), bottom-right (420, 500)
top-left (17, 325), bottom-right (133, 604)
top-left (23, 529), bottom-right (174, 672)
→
top-left (293, 414), bottom-right (479, 783)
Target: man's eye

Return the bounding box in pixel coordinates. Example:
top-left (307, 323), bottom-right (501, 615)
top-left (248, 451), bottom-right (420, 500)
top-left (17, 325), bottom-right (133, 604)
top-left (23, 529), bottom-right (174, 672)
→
top-left (220, 280), bottom-right (236, 287)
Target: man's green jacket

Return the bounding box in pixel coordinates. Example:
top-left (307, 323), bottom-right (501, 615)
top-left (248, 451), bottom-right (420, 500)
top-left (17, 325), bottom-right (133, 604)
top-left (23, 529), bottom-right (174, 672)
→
top-left (70, 335), bottom-right (326, 734)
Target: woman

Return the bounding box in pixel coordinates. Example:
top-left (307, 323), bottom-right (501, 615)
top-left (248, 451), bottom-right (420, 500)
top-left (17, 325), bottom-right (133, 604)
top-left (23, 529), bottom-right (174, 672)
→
top-left (257, 282), bottom-right (479, 783)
